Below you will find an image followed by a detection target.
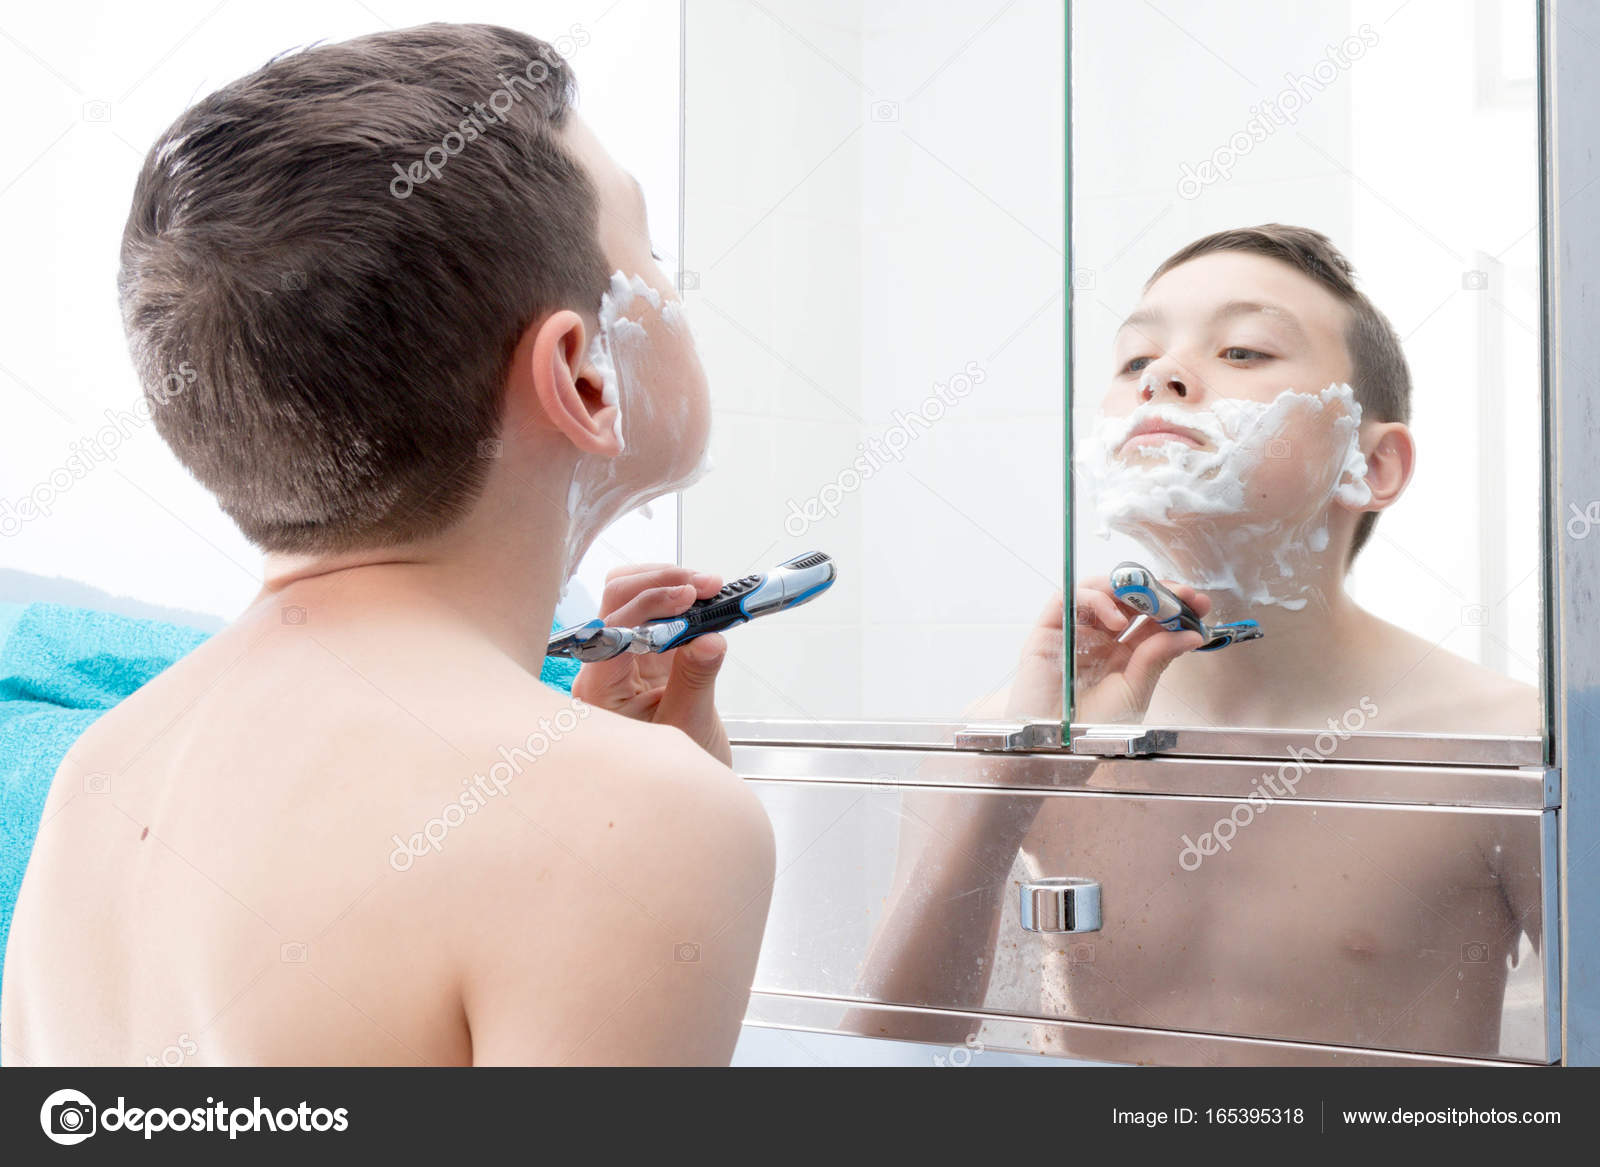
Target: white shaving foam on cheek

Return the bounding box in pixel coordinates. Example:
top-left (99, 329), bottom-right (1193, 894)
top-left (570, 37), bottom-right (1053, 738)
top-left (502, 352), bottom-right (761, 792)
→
top-left (1079, 381), bottom-right (1371, 610)
top-left (659, 298), bottom-right (716, 480)
top-left (561, 272), bottom-right (712, 578)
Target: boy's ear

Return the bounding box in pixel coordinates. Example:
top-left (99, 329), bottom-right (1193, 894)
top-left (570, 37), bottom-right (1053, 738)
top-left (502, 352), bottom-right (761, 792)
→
top-left (508, 309), bottom-right (622, 456)
top-left (1357, 421), bottom-right (1415, 514)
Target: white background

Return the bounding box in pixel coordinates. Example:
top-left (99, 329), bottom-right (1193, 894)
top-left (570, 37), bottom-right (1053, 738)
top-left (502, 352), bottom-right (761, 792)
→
top-left (680, 0), bottom-right (1067, 720)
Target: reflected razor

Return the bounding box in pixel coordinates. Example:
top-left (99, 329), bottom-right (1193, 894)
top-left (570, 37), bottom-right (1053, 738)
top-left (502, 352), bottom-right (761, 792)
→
top-left (547, 551), bottom-right (837, 664)
top-left (1108, 561), bottom-right (1263, 652)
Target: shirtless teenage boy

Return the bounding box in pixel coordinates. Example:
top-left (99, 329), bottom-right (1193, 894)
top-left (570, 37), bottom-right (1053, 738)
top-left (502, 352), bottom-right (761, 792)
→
top-left (2, 24), bottom-right (774, 1066)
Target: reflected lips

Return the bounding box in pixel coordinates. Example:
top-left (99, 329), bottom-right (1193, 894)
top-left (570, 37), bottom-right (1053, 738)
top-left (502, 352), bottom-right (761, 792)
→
top-left (1118, 417), bottom-right (1207, 453)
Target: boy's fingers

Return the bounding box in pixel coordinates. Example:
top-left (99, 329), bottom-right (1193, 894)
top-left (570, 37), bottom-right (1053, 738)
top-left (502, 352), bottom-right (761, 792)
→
top-left (613, 686), bottom-right (664, 719)
top-left (1072, 587), bottom-right (1128, 633)
top-left (600, 567), bottom-right (720, 616)
top-left (1033, 590), bottom-right (1066, 631)
top-left (1123, 629), bottom-right (1204, 704)
top-left (602, 583), bottom-right (703, 630)
top-left (570, 655), bottom-right (634, 704)
top-left (604, 561), bottom-right (678, 583)
top-left (1169, 583), bottom-right (1213, 618)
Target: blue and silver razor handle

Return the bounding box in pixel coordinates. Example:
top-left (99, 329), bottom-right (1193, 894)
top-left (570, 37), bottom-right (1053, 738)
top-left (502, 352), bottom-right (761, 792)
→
top-left (1108, 561), bottom-right (1262, 653)
top-left (548, 550), bottom-right (837, 663)
top-left (634, 550), bottom-right (836, 653)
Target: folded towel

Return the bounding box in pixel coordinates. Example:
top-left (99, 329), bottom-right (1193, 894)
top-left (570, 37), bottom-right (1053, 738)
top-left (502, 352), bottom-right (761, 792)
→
top-left (0, 600), bottom-right (579, 1022)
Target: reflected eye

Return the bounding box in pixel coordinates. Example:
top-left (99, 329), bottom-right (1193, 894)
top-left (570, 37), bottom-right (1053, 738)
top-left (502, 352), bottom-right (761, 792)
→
top-left (1223, 347), bottom-right (1269, 361)
top-left (1121, 356), bottom-right (1152, 374)
top-left (650, 248), bottom-right (663, 262)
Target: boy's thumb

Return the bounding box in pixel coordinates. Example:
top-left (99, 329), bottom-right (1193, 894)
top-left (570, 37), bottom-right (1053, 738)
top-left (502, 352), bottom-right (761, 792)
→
top-left (654, 633), bottom-right (729, 762)
top-left (657, 632), bottom-right (726, 717)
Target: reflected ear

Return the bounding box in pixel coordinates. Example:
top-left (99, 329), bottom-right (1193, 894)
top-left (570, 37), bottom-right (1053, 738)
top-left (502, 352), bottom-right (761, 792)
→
top-left (521, 309), bottom-right (622, 457)
top-left (1356, 421), bottom-right (1415, 514)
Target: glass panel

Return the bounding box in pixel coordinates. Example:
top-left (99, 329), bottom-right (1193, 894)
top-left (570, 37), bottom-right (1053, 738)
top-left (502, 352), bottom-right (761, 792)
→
top-left (679, 0), bottom-right (1067, 725)
top-left (1069, 0), bottom-right (1543, 743)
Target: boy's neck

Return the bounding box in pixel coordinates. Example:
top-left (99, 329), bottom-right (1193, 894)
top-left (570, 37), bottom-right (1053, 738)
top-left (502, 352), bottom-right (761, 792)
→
top-left (255, 481), bottom-right (571, 678)
top-left (1155, 584), bottom-right (1379, 726)
top-left (1131, 528), bottom-right (1381, 726)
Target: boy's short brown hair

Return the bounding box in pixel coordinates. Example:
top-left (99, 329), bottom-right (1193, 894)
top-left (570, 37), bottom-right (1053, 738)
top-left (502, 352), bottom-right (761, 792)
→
top-left (118, 23), bottom-right (611, 553)
top-left (1145, 223), bottom-right (1410, 560)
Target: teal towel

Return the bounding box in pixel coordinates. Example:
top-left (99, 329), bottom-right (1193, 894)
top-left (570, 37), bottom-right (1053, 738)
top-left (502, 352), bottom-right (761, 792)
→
top-left (0, 601), bottom-right (578, 1024)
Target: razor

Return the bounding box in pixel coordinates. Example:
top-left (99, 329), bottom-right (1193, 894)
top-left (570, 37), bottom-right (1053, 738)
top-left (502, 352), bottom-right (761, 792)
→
top-left (547, 550), bottom-right (837, 664)
top-left (1108, 561), bottom-right (1263, 652)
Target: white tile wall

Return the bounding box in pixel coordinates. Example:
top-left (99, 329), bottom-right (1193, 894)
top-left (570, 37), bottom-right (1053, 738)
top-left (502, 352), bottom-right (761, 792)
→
top-left (682, 0), bottom-right (1067, 720)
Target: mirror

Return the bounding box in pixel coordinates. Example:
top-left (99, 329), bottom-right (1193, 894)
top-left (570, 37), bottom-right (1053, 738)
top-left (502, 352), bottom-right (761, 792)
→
top-left (679, 0), bottom-right (1067, 725)
top-left (1069, 0), bottom-right (1543, 741)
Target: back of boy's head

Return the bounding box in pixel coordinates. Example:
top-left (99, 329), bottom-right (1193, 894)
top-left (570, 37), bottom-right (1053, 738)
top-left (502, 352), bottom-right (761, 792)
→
top-left (119, 23), bottom-right (611, 553)
top-left (1144, 223), bottom-right (1411, 561)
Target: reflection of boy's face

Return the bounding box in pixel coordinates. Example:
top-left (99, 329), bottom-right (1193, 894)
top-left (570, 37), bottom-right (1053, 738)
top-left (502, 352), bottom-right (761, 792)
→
top-left (1102, 251), bottom-right (1362, 529)
top-left (1108, 251), bottom-right (1353, 419)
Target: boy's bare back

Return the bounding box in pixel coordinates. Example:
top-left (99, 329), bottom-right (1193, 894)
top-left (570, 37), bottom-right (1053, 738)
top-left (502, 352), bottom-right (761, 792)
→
top-left (2, 593), bottom-right (774, 1066)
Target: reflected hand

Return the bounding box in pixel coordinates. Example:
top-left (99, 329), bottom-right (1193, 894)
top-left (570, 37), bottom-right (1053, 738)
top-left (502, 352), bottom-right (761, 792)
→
top-left (570, 563), bottom-right (732, 765)
top-left (1073, 576), bottom-right (1209, 723)
top-left (1005, 590), bottom-right (1069, 719)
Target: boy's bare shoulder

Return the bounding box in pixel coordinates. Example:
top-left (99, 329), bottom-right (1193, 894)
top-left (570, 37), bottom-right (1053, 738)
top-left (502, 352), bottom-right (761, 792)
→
top-left (393, 664), bottom-right (775, 906)
top-left (400, 677), bottom-right (776, 1064)
top-left (1366, 617), bottom-right (1539, 735)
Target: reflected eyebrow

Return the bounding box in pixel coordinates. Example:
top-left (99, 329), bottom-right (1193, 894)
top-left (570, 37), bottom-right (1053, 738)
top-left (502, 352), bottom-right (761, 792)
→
top-left (1118, 306), bottom-right (1164, 335)
top-left (1116, 299), bottom-right (1307, 342)
top-left (1212, 298), bottom-right (1307, 341)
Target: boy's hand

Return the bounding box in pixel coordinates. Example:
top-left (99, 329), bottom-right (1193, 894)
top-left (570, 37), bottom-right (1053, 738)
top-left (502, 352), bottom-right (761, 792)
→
top-left (1003, 579), bottom-right (1208, 721)
top-left (570, 563), bottom-right (733, 765)
top-left (1072, 576), bottom-right (1208, 722)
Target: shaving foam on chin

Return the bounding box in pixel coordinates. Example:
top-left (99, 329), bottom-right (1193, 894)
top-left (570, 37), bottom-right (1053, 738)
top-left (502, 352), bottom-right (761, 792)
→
top-left (561, 271), bottom-right (711, 579)
top-left (1079, 381), bottom-right (1372, 610)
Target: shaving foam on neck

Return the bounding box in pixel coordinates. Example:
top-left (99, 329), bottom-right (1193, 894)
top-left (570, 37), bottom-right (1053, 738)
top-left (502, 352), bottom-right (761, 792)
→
top-left (1079, 381), bottom-right (1371, 610)
top-left (561, 272), bottom-right (711, 578)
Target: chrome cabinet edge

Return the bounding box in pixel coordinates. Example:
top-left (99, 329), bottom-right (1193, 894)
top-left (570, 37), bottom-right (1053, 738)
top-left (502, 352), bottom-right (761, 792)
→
top-left (730, 743), bottom-right (1556, 809)
top-left (723, 718), bottom-right (1543, 768)
top-left (743, 992), bottom-right (1541, 1067)
top-left (1542, 810), bottom-right (1563, 1061)
top-left (1546, 0), bottom-right (1600, 1068)
top-left (1073, 725), bottom-right (1543, 769)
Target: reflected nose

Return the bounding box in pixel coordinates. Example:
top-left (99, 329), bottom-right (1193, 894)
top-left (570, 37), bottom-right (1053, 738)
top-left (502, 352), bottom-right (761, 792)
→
top-left (1139, 363), bottom-right (1191, 402)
